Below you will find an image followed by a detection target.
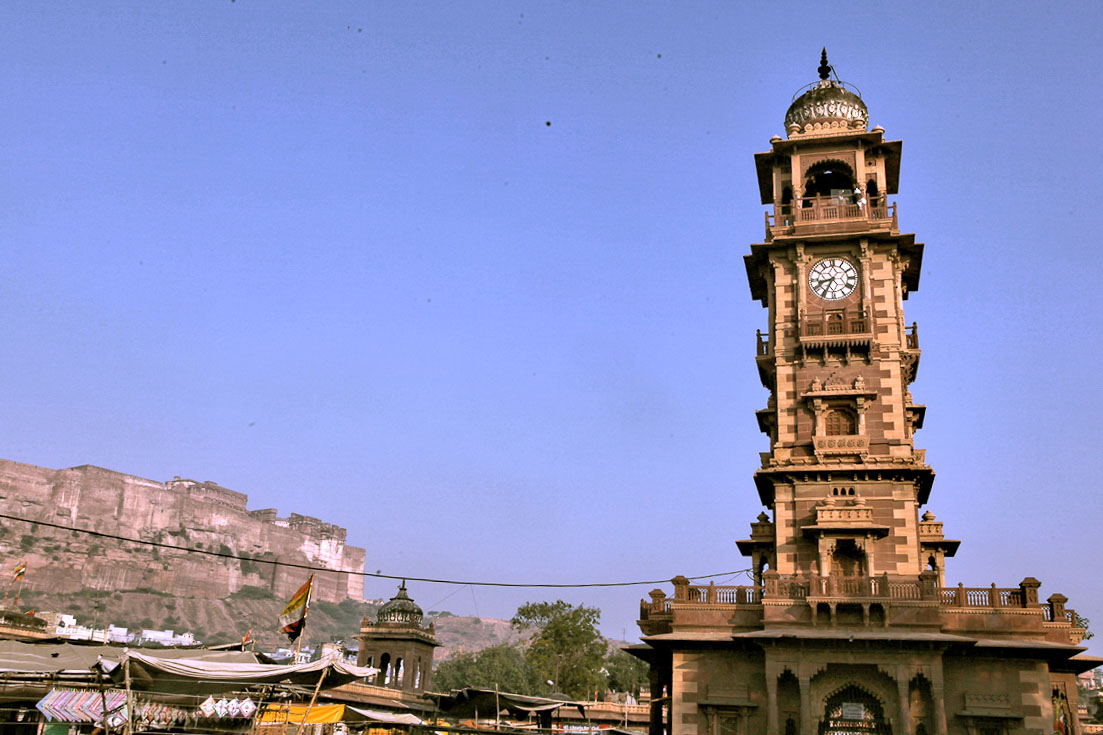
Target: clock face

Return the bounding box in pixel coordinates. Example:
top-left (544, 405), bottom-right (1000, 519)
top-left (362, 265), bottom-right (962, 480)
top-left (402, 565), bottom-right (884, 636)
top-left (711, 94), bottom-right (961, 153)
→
top-left (809, 257), bottom-right (858, 301)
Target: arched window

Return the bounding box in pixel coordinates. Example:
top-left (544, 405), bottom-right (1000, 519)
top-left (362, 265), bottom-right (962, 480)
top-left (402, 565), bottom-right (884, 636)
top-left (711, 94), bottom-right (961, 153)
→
top-left (379, 653), bottom-right (391, 686)
top-left (803, 161), bottom-right (855, 200)
top-left (831, 540), bottom-right (866, 577)
top-left (825, 409), bottom-right (857, 436)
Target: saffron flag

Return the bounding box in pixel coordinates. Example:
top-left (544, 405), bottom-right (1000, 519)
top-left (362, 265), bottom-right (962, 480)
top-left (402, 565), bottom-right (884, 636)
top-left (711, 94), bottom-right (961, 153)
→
top-left (13, 561), bottom-right (26, 582)
top-left (278, 574), bottom-right (313, 641)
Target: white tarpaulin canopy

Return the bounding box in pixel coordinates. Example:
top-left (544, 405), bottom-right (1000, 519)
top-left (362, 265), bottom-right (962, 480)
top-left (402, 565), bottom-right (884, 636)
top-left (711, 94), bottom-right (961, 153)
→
top-left (102, 650), bottom-right (378, 694)
top-left (346, 706), bottom-right (425, 725)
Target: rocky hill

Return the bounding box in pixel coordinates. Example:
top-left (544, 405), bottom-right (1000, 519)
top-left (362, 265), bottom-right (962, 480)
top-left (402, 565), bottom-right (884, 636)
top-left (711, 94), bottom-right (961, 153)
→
top-left (16, 581), bottom-right (524, 659)
top-left (430, 614), bottom-right (530, 660)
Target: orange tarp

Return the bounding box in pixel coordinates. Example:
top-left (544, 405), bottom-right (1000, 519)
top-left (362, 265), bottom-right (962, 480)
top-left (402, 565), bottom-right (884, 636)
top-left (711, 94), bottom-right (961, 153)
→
top-left (259, 703), bottom-right (347, 724)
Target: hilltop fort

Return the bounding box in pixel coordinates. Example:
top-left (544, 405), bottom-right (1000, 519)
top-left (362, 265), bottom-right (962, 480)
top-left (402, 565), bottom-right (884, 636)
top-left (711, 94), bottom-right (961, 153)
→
top-left (0, 458), bottom-right (366, 604)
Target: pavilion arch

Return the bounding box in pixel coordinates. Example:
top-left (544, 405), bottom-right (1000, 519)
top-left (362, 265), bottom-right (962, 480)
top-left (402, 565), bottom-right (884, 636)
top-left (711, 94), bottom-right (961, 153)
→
top-left (908, 673), bottom-right (935, 735)
top-left (819, 683), bottom-right (891, 734)
top-left (809, 664), bottom-right (898, 734)
top-left (801, 160), bottom-right (856, 200)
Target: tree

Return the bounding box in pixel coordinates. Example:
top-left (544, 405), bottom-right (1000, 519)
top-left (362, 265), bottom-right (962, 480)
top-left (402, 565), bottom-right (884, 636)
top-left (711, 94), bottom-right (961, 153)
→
top-left (1091, 693), bottom-right (1103, 724)
top-left (432, 644), bottom-right (536, 695)
top-left (1074, 613), bottom-right (1094, 640)
top-left (604, 649), bottom-right (648, 698)
top-left (512, 601), bottom-right (606, 701)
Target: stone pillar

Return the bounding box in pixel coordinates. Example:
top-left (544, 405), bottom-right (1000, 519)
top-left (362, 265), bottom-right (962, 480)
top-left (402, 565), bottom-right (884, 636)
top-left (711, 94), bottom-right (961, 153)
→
top-left (1019, 577), bottom-right (1041, 607)
top-left (649, 663), bottom-right (664, 735)
top-left (817, 539), bottom-right (832, 582)
top-left (673, 576), bottom-right (690, 601)
top-left (862, 537), bottom-right (876, 577)
top-left (798, 668), bottom-right (814, 735)
top-left (1049, 593), bottom-right (1068, 622)
top-left (930, 662), bottom-right (948, 735)
top-left (766, 666), bottom-right (780, 735)
top-left (918, 570), bottom-right (939, 601)
top-left (896, 667), bottom-right (912, 735)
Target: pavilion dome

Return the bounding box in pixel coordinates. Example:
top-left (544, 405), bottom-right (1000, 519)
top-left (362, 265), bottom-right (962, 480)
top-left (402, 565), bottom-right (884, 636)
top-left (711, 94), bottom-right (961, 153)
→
top-left (377, 581), bottom-right (424, 625)
top-left (785, 49), bottom-right (868, 137)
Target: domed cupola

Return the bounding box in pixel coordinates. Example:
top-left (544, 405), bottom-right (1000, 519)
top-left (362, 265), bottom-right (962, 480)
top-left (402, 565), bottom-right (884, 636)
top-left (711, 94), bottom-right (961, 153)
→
top-left (376, 581), bottom-right (423, 625)
top-left (784, 49), bottom-right (868, 138)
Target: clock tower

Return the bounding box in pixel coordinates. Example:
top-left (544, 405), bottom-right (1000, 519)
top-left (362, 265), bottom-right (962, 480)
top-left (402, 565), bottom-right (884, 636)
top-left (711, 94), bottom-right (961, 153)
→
top-left (740, 49), bottom-right (936, 589)
top-left (633, 51), bottom-right (1095, 735)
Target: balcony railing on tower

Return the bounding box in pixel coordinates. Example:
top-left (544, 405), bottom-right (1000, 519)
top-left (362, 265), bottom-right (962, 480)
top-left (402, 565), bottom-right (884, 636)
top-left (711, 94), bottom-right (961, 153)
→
top-left (764, 194), bottom-right (897, 240)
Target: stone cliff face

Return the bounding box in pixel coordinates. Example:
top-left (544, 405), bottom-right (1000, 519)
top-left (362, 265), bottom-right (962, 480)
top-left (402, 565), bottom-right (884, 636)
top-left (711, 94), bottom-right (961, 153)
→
top-left (0, 458), bottom-right (366, 605)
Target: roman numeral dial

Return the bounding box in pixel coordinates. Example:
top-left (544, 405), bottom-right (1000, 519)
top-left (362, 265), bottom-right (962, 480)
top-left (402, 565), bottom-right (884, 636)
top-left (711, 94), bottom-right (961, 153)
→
top-left (808, 257), bottom-right (859, 301)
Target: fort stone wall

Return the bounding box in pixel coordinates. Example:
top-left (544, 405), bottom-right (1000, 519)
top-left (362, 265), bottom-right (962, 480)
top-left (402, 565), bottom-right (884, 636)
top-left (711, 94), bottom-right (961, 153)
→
top-left (0, 458), bottom-right (366, 605)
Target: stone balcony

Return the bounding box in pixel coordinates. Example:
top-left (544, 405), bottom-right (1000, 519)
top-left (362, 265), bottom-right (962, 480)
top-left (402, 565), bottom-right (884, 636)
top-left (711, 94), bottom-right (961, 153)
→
top-left (638, 574), bottom-right (1087, 644)
top-left (755, 322), bottom-right (916, 363)
top-left (764, 195), bottom-right (898, 241)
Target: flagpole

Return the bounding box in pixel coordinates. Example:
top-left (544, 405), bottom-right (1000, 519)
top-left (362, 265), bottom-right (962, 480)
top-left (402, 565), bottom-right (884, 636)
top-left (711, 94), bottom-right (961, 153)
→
top-left (12, 561), bottom-right (27, 609)
top-left (294, 576), bottom-right (314, 662)
top-left (3, 561), bottom-right (22, 607)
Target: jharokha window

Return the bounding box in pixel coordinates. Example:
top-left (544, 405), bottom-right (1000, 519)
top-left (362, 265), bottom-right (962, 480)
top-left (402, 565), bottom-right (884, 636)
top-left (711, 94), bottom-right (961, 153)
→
top-left (824, 409), bottom-right (857, 436)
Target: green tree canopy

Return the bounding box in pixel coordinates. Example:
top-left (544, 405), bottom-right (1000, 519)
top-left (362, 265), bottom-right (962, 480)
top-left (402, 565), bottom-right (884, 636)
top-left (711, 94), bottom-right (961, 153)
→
top-left (604, 649), bottom-right (648, 698)
top-left (512, 600), bottom-right (606, 701)
top-left (432, 644), bottom-right (536, 695)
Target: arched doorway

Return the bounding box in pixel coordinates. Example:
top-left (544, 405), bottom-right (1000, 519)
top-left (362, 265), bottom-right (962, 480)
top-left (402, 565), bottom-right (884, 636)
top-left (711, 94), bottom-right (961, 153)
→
top-left (819, 685), bottom-right (891, 734)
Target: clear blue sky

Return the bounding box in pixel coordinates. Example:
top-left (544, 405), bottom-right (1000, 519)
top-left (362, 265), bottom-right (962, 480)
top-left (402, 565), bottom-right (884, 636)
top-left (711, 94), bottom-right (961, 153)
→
top-left (1, 2), bottom-right (1101, 647)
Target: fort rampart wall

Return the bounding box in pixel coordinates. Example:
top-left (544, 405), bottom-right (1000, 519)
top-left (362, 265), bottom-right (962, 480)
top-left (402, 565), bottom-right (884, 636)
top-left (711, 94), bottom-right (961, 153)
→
top-left (0, 458), bottom-right (366, 604)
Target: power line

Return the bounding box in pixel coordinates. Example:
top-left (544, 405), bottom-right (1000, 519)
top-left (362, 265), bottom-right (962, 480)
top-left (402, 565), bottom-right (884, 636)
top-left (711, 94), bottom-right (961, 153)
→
top-left (0, 512), bottom-right (749, 589)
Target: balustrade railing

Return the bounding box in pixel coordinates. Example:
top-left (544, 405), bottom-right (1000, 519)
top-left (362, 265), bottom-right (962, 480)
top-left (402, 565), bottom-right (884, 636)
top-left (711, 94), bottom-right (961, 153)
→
top-left (647, 577), bottom-right (1073, 622)
top-left (767, 196), bottom-right (896, 232)
top-left (1042, 607), bottom-right (1078, 624)
top-left (940, 583), bottom-right (1030, 609)
top-left (680, 583), bottom-right (763, 605)
top-left (905, 322), bottom-right (919, 350)
top-left (802, 315), bottom-right (869, 338)
top-left (756, 329), bottom-right (769, 356)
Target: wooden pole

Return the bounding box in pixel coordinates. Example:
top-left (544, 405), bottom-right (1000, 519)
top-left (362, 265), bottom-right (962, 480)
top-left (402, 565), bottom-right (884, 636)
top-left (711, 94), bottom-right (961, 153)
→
top-left (294, 667), bottom-right (327, 735)
top-left (122, 653), bottom-right (134, 735)
top-left (99, 670), bottom-right (111, 735)
top-left (248, 684), bottom-right (270, 735)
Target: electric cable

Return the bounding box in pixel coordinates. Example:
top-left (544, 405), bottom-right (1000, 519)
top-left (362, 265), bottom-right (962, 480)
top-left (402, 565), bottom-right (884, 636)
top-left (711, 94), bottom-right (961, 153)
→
top-left (0, 511), bottom-right (751, 588)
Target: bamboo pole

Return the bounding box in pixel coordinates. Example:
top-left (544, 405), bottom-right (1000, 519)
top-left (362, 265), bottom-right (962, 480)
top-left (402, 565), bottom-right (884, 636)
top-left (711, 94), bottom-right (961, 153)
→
top-left (122, 653), bottom-right (134, 735)
top-left (99, 670), bottom-right (111, 735)
top-left (294, 667), bottom-right (327, 735)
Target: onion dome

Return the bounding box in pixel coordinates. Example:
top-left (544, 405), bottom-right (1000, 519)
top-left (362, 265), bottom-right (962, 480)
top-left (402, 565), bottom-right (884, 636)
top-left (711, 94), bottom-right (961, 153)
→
top-left (784, 49), bottom-right (868, 137)
top-left (377, 581), bottom-right (424, 625)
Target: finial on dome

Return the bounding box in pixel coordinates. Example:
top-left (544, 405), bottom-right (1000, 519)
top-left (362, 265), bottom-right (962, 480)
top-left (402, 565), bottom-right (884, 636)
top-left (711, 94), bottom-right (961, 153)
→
top-left (818, 48), bottom-right (831, 81)
top-left (784, 50), bottom-right (868, 137)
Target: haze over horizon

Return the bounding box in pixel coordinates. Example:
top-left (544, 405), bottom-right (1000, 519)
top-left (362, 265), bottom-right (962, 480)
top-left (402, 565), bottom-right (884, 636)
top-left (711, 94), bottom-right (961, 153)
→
top-left (1, 2), bottom-right (1101, 651)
